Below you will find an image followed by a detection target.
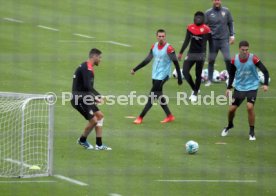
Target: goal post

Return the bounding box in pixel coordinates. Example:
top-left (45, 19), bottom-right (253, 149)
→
top-left (0, 92), bottom-right (54, 178)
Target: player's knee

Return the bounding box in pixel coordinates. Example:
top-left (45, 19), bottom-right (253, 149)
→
top-left (182, 70), bottom-right (189, 78)
top-left (89, 116), bottom-right (97, 124)
top-left (96, 118), bottom-right (104, 127)
top-left (229, 105), bottom-right (237, 113)
top-left (247, 103), bottom-right (254, 112)
top-left (95, 111), bottom-right (104, 119)
top-left (208, 60), bottom-right (215, 66)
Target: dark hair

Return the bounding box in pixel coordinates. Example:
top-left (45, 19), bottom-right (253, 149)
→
top-left (156, 29), bottom-right (166, 35)
top-left (239, 40), bottom-right (249, 48)
top-left (89, 48), bottom-right (102, 58)
top-left (194, 11), bottom-right (205, 17)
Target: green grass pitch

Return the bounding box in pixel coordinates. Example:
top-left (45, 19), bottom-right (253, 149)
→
top-left (0, 0), bottom-right (275, 195)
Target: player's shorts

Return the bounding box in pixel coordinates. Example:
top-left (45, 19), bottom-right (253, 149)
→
top-left (71, 98), bottom-right (99, 120)
top-left (232, 89), bottom-right (258, 107)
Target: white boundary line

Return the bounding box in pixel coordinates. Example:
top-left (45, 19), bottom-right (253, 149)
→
top-left (58, 40), bottom-right (94, 42)
top-left (106, 41), bottom-right (131, 47)
top-left (37, 25), bottom-right (59, 31)
top-left (54, 175), bottom-right (88, 186)
top-left (58, 40), bottom-right (131, 47)
top-left (156, 179), bottom-right (257, 183)
top-left (0, 181), bottom-right (56, 183)
top-left (73, 33), bottom-right (95, 39)
top-left (109, 193), bottom-right (122, 196)
top-left (3, 17), bottom-right (23, 23)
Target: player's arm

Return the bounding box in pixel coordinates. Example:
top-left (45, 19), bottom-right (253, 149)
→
top-left (178, 30), bottom-right (191, 61)
top-left (226, 59), bottom-right (236, 93)
top-left (168, 46), bottom-right (182, 85)
top-left (131, 50), bottom-right (153, 74)
top-left (227, 10), bottom-right (235, 44)
top-left (91, 87), bottom-right (101, 98)
top-left (254, 56), bottom-right (269, 91)
top-left (207, 32), bottom-right (214, 53)
top-left (81, 65), bottom-right (93, 92)
top-left (81, 65), bottom-right (101, 101)
top-left (204, 11), bottom-right (209, 25)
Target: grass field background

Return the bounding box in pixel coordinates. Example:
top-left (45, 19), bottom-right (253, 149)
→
top-left (0, 0), bottom-right (275, 195)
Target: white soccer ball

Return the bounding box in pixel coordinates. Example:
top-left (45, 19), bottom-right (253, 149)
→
top-left (258, 71), bottom-right (270, 84)
top-left (172, 68), bottom-right (184, 79)
top-left (185, 140), bottom-right (199, 154)
top-left (201, 69), bottom-right (221, 82)
top-left (212, 70), bottom-right (221, 83)
top-left (219, 70), bottom-right (229, 81)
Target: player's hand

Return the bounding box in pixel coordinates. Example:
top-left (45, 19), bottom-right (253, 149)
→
top-left (178, 78), bottom-right (183, 85)
top-left (225, 89), bottom-right (232, 97)
top-left (95, 96), bottom-right (105, 104)
top-left (262, 85), bottom-right (268, 92)
top-left (229, 36), bottom-right (235, 45)
top-left (178, 53), bottom-right (183, 61)
top-left (130, 69), bottom-right (135, 75)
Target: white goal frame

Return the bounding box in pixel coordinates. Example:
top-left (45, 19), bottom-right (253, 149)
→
top-left (0, 92), bottom-right (54, 178)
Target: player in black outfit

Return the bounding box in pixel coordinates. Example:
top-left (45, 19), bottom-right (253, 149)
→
top-left (71, 48), bottom-right (111, 150)
top-left (178, 11), bottom-right (213, 102)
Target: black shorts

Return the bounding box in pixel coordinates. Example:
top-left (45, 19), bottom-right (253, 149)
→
top-left (232, 89), bottom-right (258, 107)
top-left (71, 99), bottom-right (99, 120)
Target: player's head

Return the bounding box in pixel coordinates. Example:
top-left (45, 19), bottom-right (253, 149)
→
top-left (156, 29), bottom-right (166, 45)
top-left (89, 48), bottom-right (102, 65)
top-left (212, 0), bottom-right (222, 8)
top-left (239, 40), bottom-right (249, 59)
top-left (194, 11), bottom-right (205, 26)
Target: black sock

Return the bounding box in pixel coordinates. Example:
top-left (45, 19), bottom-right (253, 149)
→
top-left (80, 136), bottom-right (87, 142)
top-left (228, 121), bottom-right (233, 128)
top-left (249, 126), bottom-right (255, 136)
top-left (96, 137), bottom-right (102, 146)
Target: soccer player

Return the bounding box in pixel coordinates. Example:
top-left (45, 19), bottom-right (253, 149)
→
top-left (71, 48), bottom-right (112, 150)
top-left (221, 41), bottom-right (269, 140)
top-left (178, 11), bottom-right (213, 102)
top-left (131, 29), bottom-right (182, 124)
top-left (205, 0), bottom-right (235, 86)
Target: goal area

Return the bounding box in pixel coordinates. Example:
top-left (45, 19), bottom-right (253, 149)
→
top-left (0, 92), bottom-right (54, 178)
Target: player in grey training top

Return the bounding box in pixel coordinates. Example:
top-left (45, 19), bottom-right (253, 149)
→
top-left (205, 0), bottom-right (235, 86)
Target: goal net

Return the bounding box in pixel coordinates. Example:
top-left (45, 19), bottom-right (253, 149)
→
top-left (0, 92), bottom-right (54, 178)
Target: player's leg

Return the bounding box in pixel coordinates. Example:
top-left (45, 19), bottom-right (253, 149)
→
top-left (134, 80), bottom-right (155, 124)
top-left (221, 90), bottom-right (244, 136)
top-left (71, 99), bottom-right (96, 149)
top-left (182, 58), bottom-right (196, 92)
top-left (206, 40), bottom-right (219, 86)
top-left (94, 110), bottom-right (112, 150)
top-left (156, 77), bottom-right (174, 123)
top-left (247, 102), bottom-right (256, 140)
top-left (194, 59), bottom-right (205, 94)
top-left (246, 90), bottom-right (258, 140)
top-left (220, 39), bottom-right (231, 74)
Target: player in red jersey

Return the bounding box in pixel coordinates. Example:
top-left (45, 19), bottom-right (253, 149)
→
top-left (178, 11), bottom-right (213, 102)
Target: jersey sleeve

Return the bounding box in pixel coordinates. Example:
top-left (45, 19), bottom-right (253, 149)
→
top-left (81, 64), bottom-right (92, 92)
top-left (231, 57), bottom-right (235, 65)
top-left (167, 45), bottom-right (175, 54)
top-left (151, 44), bottom-right (155, 50)
top-left (205, 25), bottom-right (211, 33)
top-left (253, 55), bottom-right (260, 64)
